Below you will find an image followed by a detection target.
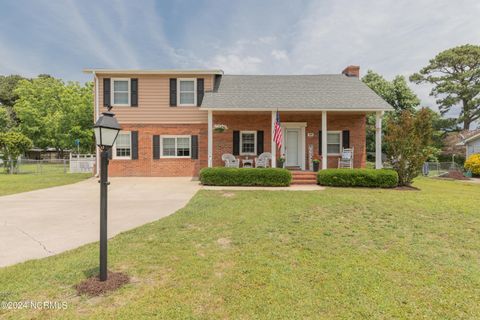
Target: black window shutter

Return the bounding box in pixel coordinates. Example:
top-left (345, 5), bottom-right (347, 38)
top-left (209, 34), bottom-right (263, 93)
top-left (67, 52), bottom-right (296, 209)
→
top-left (342, 130), bottom-right (350, 150)
top-left (233, 131), bottom-right (240, 156)
top-left (153, 135), bottom-right (160, 159)
top-left (169, 78), bottom-right (177, 107)
top-left (197, 78), bottom-right (204, 106)
top-left (103, 78), bottom-right (110, 107)
top-left (131, 78), bottom-right (138, 107)
top-left (318, 130), bottom-right (322, 155)
top-left (191, 135), bottom-right (199, 159)
top-left (131, 131), bottom-right (138, 160)
top-left (107, 148), bottom-right (113, 159)
top-left (257, 131), bottom-right (264, 155)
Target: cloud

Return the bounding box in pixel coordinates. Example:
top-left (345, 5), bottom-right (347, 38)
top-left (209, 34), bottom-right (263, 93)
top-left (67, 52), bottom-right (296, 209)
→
top-left (0, 0), bottom-right (479, 122)
top-left (209, 54), bottom-right (262, 74)
top-left (271, 50), bottom-right (288, 61)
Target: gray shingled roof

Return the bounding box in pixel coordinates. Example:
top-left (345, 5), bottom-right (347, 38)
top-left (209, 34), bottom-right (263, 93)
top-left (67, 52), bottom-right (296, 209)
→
top-left (201, 74), bottom-right (393, 111)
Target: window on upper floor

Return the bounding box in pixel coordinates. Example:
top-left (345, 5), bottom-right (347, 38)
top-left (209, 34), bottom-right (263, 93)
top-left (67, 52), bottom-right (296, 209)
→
top-left (177, 78), bottom-right (197, 106)
top-left (111, 78), bottom-right (131, 106)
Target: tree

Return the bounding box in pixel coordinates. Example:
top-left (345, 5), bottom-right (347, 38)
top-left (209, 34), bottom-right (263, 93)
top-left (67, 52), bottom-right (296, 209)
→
top-left (362, 71), bottom-right (421, 152)
top-left (14, 77), bottom-right (94, 156)
top-left (0, 75), bottom-right (26, 124)
top-left (0, 131), bottom-right (32, 173)
top-left (363, 71), bottom-right (420, 113)
top-left (384, 108), bottom-right (434, 186)
top-left (0, 107), bottom-right (10, 132)
top-left (410, 44), bottom-right (480, 130)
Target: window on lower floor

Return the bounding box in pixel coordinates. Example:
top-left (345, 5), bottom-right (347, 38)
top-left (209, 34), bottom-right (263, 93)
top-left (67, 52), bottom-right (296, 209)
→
top-left (327, 132), bottom-right (341, 154)
top-left (114, 131), bottom-right (131, 159)
top-left (240, 131), bottom-right (256, 155)
top-left (161, 136), bottom-right (191, 158)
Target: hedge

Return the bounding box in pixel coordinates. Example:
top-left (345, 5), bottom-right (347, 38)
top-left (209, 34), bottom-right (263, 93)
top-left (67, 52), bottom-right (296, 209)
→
top-left (199, 168), bottom-right (292, 186)
top-left (317, 169), bottom-right (398, 188)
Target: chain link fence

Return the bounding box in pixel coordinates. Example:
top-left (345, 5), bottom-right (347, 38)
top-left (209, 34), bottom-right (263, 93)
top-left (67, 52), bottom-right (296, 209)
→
top-left (422, 161), bottom-right (464, 177)
top-left (1, 156), bottom-right (95, 174)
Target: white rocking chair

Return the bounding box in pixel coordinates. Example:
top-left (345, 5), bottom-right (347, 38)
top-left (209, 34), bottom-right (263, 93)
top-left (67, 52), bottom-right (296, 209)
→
top-left (255, 152), bottom-right (272, 168)
top-left (222, 153), bottom-right (240, 168)
top-left (338, 148), bottom-right (354, 169)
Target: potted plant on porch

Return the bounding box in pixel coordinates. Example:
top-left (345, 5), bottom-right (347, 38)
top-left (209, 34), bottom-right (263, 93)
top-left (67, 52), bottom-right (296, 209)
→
top-left (313, 156), bottom-right (321, 172)
top-left (277, 156), bottom-right (285, 168)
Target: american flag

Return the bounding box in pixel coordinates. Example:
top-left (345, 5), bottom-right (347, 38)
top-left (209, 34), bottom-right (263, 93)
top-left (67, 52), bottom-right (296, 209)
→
top-left (273, 111), bottom-right (282, 149)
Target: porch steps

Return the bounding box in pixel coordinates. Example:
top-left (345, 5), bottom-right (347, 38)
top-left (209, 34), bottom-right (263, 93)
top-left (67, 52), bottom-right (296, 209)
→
top-left (290, 171), bottom-right (318, 185)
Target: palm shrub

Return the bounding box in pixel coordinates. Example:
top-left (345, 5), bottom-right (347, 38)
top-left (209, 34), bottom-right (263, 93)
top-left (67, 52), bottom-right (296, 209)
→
top-left (464, 154), bottom-right (480, 176)
top-left (384, 108), bottom-right (434, 186)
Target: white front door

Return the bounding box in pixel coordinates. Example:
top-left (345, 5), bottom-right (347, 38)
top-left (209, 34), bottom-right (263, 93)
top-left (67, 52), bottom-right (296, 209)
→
top-left (285, 129), bottom-right (300, 167)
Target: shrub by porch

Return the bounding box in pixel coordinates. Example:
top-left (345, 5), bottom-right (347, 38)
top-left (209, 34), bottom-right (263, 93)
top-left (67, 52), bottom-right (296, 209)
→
top-left (199, 167), bottom-right (291, 186)
top-left (317, 168), bottom-right (398, 188)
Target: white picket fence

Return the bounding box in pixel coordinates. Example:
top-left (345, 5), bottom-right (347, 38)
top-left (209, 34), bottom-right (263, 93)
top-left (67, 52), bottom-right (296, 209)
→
top-left (69, 154), bottom-right (96, 173)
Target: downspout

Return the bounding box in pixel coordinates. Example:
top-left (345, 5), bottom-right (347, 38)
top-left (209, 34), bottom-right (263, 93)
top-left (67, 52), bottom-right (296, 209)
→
top-left (94, 72), bottom-right (100, 177)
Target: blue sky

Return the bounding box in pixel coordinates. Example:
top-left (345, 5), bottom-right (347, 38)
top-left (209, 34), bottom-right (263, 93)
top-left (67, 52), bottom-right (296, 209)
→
top-left (0, 0), bottom-right (479, 114)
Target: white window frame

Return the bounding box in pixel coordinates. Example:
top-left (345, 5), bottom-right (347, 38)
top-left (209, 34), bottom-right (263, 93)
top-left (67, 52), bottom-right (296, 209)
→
top-left (240, 131), bottom-right (257, 156)
top-left (177, 78), bottom-right (197, 106)
top-left (160, 135), bottom-right (192, 158)
top-left (112, 131), bottom-right (132, 160)
top-left (327, 131), bottom-right (342, 156)
top-left (111, 78), bottom-right (131, 107)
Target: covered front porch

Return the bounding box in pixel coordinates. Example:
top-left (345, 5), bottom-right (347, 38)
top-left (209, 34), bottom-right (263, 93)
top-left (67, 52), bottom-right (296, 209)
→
top-left (206, 110), bottom-right (384, 171)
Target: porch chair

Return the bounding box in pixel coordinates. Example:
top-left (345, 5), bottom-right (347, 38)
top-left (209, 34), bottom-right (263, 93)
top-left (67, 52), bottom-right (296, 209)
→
top-left (222, 153), bottom-right (240, 168)
top-left (338, 148), bottom-right (354, 169)
top-left (255, 152), bottom-right (272, 168)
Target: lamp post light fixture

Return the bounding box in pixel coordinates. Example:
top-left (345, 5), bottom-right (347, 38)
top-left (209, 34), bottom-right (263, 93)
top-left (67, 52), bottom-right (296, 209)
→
top-left (93, 108), bottom-right (121, 281)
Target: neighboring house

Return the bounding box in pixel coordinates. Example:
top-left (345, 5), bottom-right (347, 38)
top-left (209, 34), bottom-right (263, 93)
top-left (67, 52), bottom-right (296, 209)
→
top-left (457, 131), bottom-right (480, 158)
top-left (84, 66), bottom-right (393, 177)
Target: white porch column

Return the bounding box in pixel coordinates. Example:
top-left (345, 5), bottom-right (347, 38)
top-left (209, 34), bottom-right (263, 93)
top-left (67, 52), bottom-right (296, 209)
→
top-left (375, 111), bottom-right (383, 169)
top-left (271, 111), bottom-right (277, 168)
top-left (208, 110), bottom-right (213, 167)
top-left (322, 111), bottom-right (327, 170)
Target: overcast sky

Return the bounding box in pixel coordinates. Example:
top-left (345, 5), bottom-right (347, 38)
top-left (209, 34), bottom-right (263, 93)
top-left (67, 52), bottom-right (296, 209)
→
top-left (0, 0), bottom-right (479, 118)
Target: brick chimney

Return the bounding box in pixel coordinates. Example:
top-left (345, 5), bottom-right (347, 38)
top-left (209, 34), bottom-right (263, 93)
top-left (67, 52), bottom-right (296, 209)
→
top-left (342, 65), bottom-right (360, 78)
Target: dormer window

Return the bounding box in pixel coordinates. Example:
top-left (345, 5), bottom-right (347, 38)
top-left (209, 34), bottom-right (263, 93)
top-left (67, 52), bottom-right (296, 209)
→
top-left (177, 78), bottom-right (197, 106)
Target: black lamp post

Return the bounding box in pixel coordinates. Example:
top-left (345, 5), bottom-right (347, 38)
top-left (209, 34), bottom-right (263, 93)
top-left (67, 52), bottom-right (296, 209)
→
top-left (93, 108), bottom-right (121, 281)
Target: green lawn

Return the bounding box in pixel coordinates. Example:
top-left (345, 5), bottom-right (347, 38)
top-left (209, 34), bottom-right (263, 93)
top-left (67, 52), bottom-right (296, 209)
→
top-left (1, 178), bottom-right (480, 319)
top-left (0, 172), bottom-right (91, 196)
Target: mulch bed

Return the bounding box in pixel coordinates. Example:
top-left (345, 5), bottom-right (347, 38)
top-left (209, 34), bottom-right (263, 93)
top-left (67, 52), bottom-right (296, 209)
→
top-left (445, 170), bottom-right (469, 180)
top-left (75, 271), bottom-right (130, 296)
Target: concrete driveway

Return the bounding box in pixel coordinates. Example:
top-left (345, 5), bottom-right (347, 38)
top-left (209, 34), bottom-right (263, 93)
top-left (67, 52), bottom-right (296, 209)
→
top-left (0, 177), bottom-right (200, 267)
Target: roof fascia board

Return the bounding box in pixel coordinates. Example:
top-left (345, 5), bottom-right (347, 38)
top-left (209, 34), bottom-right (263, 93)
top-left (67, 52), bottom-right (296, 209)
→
top-left (83, 69), bottom-right (224, 75)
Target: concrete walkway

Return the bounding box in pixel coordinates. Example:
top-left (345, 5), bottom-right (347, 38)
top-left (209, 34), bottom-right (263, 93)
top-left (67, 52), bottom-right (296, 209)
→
top-left (0, 177), bottom-right (200, 267)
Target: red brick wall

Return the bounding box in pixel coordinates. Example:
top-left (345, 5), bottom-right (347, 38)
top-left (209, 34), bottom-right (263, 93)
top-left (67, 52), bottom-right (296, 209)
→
top-left (107, 112), bottom-right (366, 176)
top-left (212, 112), bottom-right (272, 167)
top-left (213, 111), bottom-right (366, 169)
top-left (108, 124), bottom-right (207, 177)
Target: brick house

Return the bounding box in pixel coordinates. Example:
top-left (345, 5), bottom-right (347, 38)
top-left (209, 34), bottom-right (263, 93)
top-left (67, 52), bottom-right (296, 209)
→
top-left (84, 66), bottom-right (393, 177)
